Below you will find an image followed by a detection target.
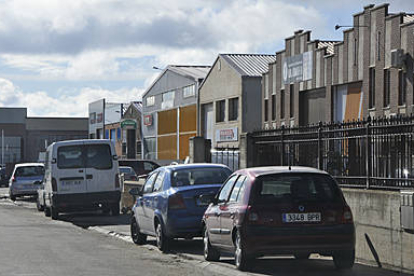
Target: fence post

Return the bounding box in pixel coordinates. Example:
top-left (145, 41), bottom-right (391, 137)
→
top-left (318, 121), bottom-right (323, 170)
top-left (281, 125), bottom-right (285, 166)
top-left (366, 120), bottom-right (371, 189)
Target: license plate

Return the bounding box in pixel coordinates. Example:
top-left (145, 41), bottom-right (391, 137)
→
top-left (282, 212), bottom-right (321, 223)
top-left (62, 180), bottom-right (82, 186)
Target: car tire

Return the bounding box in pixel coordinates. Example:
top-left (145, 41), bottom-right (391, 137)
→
top-left (111, 203), bottom-right (120, 216)
top-left (51, 206), bottom-right (59, 220)
top-left (294, 253), bottom-right (310, 260)
top-left (9, 193), bottom-right (16, 201)
top-left (130, 217), bottom-right (147, 245)
top-left (36, 197), bottom-right (44, 211)
top-left (333, 249), bottom-right (355, 270)
top-left (44, 206), bottom-right (51, 217)
top-left (203, 226), bottom-right (220, 261)
top-left (156, 222), bottom-right (170, 253)
top-left (234, 231), bottom-right (251, 271)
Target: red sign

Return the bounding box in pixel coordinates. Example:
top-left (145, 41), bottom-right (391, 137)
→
top-left (144, 114), bottom-right (152, 126)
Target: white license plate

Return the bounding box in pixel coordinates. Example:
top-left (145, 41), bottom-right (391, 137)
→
top-left (282, 212), bottom-right (321, 223)
top-left (62, 180), bottom-right (82, 186)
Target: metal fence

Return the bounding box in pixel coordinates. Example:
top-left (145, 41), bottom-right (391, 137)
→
top-left (251, 115), bottom-right (414, 190)
top-left (211, 147), bottom-right (240, 171)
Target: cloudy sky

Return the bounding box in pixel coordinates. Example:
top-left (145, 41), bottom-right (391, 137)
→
top-left (0, 0), bottom-right (412, 117)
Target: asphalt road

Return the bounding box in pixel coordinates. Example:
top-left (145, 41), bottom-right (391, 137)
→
top-left (0, 188), bottom-right (412, 276)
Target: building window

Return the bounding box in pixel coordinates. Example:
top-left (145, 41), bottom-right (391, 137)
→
top-left (377, 32), bottom-right (381, 61)
top-left (280, 89), bottom-right (285, 119)
top-left (399, 70), bottom-right (406, 106)
top-left (228, 97), bottom-right (238, 121)
top-left (146, 96), bottom-right (155, 107)
top-left (216, 100), bottom-right (225, 123)
top-left (161, 91), bottom-right (175, 109)
top-left (271, 94), bottom-right (276, 121)
top-left (290, 84), bottom-right (294, 118)
top-left (264, 99), bottom-right (269, 122)
top-left (369, 67), bottom-right (375, 109)
top-left (183, 85), bottom-right (195, 98)
top-left (383, 69), bottom-right (390, 108)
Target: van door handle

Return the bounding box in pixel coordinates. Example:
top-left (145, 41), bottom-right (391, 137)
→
top-left (86, 174), bottom-right (93, 180)
top-left (78, 170), bottom-right (84, 173)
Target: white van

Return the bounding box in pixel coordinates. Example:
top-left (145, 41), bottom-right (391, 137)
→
top-left (43, 139), bottom-right (121, 219)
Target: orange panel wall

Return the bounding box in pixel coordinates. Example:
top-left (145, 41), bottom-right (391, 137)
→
top-left (158, 135), bottom-right (177, 160)
top-left (158, 109), bottom-right (177, 135)
top-left (179, 105), bottom-right (197, 133)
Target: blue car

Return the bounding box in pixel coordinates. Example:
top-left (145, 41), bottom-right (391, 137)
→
top-left (130, 163), bottom-right (232, 252)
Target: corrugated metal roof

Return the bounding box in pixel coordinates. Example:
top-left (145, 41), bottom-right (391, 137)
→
top-left (317, 41), bottom-right (336, 55)
top-left (167, 65), bottom-right (211, 80)
top-left (220, 54), bottom-right (276, 77)
top-left (404, 14), bottom-right (414, 24)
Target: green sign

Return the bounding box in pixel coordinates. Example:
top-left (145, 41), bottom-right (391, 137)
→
top-left (121, 120), bottom-right (137, 129)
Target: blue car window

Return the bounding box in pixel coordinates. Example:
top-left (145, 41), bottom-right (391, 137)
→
top-left (143, 173), bottom-right (157, 194)
top-left (171, 167), bottom-right (231, 187)
top-left (153, 170), bottom-right (165, 192)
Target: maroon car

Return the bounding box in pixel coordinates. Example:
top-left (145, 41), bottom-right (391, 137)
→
top-left (202, 166), bottom-right (355, 271)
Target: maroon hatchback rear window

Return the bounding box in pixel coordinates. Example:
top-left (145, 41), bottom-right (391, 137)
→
top-left (252, 173), bottom-right (342, 203)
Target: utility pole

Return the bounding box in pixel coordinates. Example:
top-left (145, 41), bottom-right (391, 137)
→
top-left (1, 129), bottom-right (4, 166)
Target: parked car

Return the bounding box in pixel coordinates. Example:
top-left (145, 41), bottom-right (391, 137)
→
top-left (130, 163), bottom-right (232, 252)
top-left (0, 167), bottom-right (8, 187)
top-left (119, 166), bottom-right (138, 181)
top-left (9, 163), bottom-right (44, 201)
top-left (202, 166), bottom-right (355, 271)
top-left (42, 139), bottom-right (121, 220)
top-left (118, 159), bottom-right (160, 177)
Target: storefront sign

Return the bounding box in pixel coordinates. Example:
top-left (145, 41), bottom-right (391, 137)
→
top-left (283, 51), bottom-right (313, 84)
top-left (121, 119), bottom-right (137, 129)
top-left (216, 127), bottom-right (238, 142)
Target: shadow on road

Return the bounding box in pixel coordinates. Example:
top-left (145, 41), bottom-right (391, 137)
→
top-left (58, 212), bottom-right (131, 228)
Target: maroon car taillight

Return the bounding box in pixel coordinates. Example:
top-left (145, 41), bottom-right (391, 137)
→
top-left (168, 193), bottom-right (186, 210)
top-left (340, 205), bottom-right (353, 224)
top-left (246, 205), bottom-right (260, 223)
top-left (115, 173), bottom-right (120, 188)
top-left (52, 178), bottom-right (58, 192)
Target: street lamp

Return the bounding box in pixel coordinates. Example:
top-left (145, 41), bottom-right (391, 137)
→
top-left (152, 66), bottom-right (163, 70)
top-left (335, 24), bottom-right (368, 30)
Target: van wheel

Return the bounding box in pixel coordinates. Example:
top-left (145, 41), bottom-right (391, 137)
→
top-left (111, 203), bottom-right (120, 216)
top-left (51, 206), bottom-right (59, 220)
top-left (333, 250), bottom-right (355, 270)
top-left (36, 197), bottom-right (44, 211)
top-left (44, 206), bottom-right (51, 217)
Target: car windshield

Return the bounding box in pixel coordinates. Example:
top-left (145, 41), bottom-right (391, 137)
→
top-left (171, 167), bottom-right (231, 187)
top-left (252, 173), bottom-right (342, 203)
top-left (15, 166), bottom-right (44, 177)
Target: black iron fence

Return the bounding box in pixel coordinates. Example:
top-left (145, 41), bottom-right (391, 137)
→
top-left (251, 115), bottom-right (414, 190)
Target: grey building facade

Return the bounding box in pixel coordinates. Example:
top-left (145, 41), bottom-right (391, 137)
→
top-left (263, 3), bottom-right (414, 128)
top-left (141, 65), bottom-right (210, 162)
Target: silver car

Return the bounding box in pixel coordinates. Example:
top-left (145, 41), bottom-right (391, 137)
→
top-left (9, 163), bottom-right (44, 201)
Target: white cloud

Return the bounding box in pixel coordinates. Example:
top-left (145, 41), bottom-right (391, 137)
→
top-left (0, 78), bottom-right (142, 117)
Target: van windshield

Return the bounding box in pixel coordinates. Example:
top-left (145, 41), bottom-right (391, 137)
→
top-left (57, 144), bottom-right (113, 170)
top-left (85, 145), bottom-right (112, 170)
top-left (252, 173), bottom-right (342, 204)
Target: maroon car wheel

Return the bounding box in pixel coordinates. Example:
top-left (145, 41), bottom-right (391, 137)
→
top-left (203, 226), bottom-right (220, 261)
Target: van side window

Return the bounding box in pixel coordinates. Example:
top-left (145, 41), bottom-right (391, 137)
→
top-left (85, 145), bottom-right (112, 170)
top-left (58, 146), bottom-right (83, 169)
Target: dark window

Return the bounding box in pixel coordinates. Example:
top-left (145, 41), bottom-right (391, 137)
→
top-left (15, 166), bottom-right (44, 177)
top-left (218, 175), bottom-right (238, 203)
top-left (290, 84), bottom-right (294, 118)
top-left (153, 170), bottom-right (165, 192)
top-left (85, 145), bottom-right (112, 170)
top-left (369, 67), bottom-right (375, 109)
top-left (252, 173), bottom-right (341, 204)
top-left (171, 167), bottom-right (231, 187)
top-left (216, 100), bottom-right (225, 123)
top-left (399, 70), bottom-right (406, 106)
top-left (143, 172), bottom-right (158, 194)
top-left (377, 32), bottom-right (381, 61)
top-left (264, 99), bottom-right (269, 122)
top-left (229, 176), bottom-right (247, 203)
top-left (280, 89), bottom-right (285, 119)
top-left (383, 69), bottom-right (390, 108)
top-left (57, 146), bottom-right (83, 169)
top-left (228, 97), bottom-right (238, 121)
top-left (271, 94), bottom-right (276, 121)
